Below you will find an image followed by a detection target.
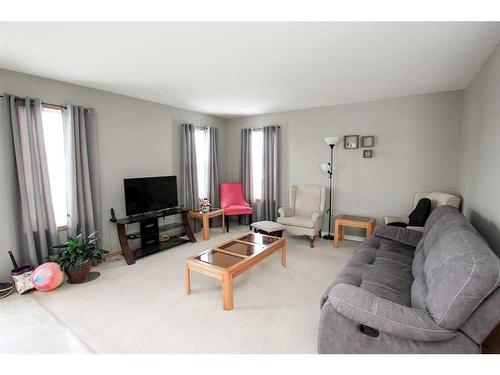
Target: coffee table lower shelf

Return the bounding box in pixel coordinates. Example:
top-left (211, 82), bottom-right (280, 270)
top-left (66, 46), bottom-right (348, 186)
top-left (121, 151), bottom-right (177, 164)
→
top-left (185, 233), bottom-right (286, 311)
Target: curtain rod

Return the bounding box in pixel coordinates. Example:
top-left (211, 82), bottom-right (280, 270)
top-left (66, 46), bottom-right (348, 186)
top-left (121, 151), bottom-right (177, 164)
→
top-left (250, 125), bottom-right (281, 130)
top-left (0, 94), bottom-right (89, 112)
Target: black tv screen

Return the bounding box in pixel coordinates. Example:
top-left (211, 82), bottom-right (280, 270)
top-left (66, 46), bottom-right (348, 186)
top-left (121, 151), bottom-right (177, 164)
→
top-left (124, 176), bottom-right (178, 215)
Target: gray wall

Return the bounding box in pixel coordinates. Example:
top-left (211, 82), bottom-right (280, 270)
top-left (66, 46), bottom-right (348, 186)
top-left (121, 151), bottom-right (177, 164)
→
top-left (0, 69), bottom-right (228, 279)
top-left (459, 42), bottom-right (500, 255)
top-left (226, 91), bottom-right (464, 235)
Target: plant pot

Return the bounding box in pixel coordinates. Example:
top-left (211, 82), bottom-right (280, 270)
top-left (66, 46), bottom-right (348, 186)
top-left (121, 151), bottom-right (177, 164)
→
top-left (201, 206), bottom-right (210, 213)
top-left (66, 260), bottom-right (91, 284)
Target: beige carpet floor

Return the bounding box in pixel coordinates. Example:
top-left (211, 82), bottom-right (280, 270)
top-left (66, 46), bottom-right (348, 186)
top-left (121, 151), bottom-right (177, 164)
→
top-left (2, 226), bottom-right (356, 353)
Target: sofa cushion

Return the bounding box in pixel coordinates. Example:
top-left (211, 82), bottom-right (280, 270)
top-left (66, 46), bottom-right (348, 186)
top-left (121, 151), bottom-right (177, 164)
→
top-left (411, 242), bottom-right (427, 309)
top-left (424, 229), bottom-right (500, 329)
top-left (422, 212), bottom-right (473, 256)
top-left (423, 205), bottom-right (461, 237)
top-left (375, 225), bottom-right (423, 248)
top-left (277, 215), bottom-right (314, 228)
top-left (321, 236), bottom-right (415, 308)
top-left (223, 205), bottom-right (253, 215)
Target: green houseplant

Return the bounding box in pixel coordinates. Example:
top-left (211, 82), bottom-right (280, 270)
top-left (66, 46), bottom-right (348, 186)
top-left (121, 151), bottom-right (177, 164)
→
top-left (52, 231), bottom-right (108, 284)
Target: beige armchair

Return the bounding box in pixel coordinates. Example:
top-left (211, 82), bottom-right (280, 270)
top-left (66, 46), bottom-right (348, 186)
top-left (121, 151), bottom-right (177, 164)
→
top-left (277, 185), bottom-right (327, 247)
top-left (385, 192), bottom-right (461, 231)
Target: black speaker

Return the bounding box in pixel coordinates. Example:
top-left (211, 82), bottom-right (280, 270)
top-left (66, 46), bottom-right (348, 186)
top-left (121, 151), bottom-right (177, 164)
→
top-left (110, 208), bottom-right (116, 222)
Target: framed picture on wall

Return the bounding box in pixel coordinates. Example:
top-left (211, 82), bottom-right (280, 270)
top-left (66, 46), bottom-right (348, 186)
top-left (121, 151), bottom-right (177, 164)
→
top-left (363, 149), bottom-right (373, 158)
top-left (344, 135), bottom-right (359, 149)
top-left (361, 136), bottom-right (375, 147)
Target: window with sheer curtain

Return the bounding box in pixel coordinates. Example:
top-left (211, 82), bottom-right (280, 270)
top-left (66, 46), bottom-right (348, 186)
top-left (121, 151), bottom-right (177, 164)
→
top-left (41, 107), bottom-right (68, 228)
top-left (251, 129), bottom-right (263, 200)
top-left (194, 127), bottom-right (209, 200)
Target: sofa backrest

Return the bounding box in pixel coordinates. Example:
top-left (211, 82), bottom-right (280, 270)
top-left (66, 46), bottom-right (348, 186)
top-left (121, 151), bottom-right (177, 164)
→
top-left (290, 184), bottom-right (326, 217)
top-left (411, 206), bottom-right (500, 331)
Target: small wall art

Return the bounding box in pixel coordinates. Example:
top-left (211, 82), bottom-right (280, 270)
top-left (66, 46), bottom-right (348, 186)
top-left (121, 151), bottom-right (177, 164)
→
top-left (361, 136), bottom-right (375, 148)
top-left (344, 135), bottom-right (359, 149)
top-left (363, 149), bottom-right (373, 158)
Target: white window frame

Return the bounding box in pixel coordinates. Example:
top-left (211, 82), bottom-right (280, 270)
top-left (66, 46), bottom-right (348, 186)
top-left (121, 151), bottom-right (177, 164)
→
top-left (41, 106), bottom-right (68, 230)
top-left (194, 127), bottom-right (210, 200)
top-left (251, 128), bottom-right (264, 201)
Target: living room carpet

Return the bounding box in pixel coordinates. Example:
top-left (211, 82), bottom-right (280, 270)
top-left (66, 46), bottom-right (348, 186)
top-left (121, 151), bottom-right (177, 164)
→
top-left (3, 226), bottom-right (356, 353)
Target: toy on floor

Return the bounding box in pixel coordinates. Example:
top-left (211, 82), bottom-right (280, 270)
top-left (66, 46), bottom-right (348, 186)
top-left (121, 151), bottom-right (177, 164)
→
top-left (8, 250), bottom-right (35, 295)
top-left (31, 262), bottom-right (64, 292)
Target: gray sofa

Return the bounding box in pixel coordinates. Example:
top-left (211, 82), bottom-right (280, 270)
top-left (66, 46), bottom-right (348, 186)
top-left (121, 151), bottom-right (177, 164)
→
top-left (319, 205), bottom-right (500, 353)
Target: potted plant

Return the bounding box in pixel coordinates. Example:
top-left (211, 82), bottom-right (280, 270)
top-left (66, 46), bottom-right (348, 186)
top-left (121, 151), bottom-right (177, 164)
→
top-left (199, 198), bottom-right (211, 213)
top-left (52, 231), bottom-right (108, 284)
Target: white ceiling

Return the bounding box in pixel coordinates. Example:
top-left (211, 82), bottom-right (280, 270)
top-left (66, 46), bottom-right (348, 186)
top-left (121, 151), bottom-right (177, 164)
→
top-left (1, 22), bottom-right (500, 118)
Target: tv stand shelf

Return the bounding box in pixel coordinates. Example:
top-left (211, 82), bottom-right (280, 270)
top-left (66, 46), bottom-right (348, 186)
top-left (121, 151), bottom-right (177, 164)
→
top-left (110, 207), bottom-right (196, 265)
top-left (126, 222), bottom-right (185, 240)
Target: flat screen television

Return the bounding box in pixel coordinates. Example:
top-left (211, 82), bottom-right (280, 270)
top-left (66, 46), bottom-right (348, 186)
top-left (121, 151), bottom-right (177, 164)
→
top-left (124, 176), bottom-right (178, 216)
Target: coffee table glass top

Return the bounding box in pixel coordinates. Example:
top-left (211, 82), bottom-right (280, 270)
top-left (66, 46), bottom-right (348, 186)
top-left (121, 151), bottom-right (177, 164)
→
top-left (237, 233), bottom-right (280, 245)
top-left (192, 233), bottom-right (282, 269)
top-left (196, 250), bottom-right (243, 268)
top-left (218, 241), bottom-right (265, 256)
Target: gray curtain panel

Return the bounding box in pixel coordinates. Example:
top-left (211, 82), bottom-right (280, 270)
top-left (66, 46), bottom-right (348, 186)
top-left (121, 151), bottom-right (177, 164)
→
top-left (262, 126), bottom-right (280, 221)
top-left (4, 94), bottom-right (59, 265)
top-left (62, 105), bottom-right (101, 239)
top-left (239, 128), bottom-right (254, 224)
top-left (208, 127), bottom-right (221, 227)
top-left (181, 123), bottom-right (200, 232)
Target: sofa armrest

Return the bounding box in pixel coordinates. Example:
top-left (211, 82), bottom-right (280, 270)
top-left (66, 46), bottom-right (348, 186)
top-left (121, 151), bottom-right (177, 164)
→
top-left (311, 210), bottom-right (324, 223)
top-left (374, 225), bottom-right (423, 247)
top-left (328, 284), bottom-right (457, 342)
top-left (384, 216), bottom-right (409, 225)
top-left (278, 207), bottom-right (294, 218)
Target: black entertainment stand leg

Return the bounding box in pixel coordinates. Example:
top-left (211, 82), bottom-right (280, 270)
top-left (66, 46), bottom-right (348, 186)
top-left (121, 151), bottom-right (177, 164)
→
top-left (113, 209), bottom-right (197, 266)
top-left (117, 223), bottom-right (136, 265)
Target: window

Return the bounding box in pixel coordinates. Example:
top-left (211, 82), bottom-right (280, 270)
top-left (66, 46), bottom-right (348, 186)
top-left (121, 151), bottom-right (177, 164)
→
top-left (251, 129), bottom-right (263, 200)
top-left (41, 107), bottom-right (68, 228)
top-left (194, 127), bottom-right (209, 200)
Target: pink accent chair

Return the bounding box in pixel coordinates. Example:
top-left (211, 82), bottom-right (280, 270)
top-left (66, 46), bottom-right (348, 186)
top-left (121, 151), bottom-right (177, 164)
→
top-left (220, 182), bottom-right (253, 232)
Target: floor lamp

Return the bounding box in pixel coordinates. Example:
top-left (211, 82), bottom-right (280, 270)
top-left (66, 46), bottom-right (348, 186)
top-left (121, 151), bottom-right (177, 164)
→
top-left (321, 136), bottom-right (340, 240)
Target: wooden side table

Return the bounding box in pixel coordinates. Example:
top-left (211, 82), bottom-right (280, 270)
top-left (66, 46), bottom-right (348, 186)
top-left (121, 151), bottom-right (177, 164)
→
top-left (333, 215), bottom-right (376, 248)
top-left (188, 208), bottom-right (225, 241)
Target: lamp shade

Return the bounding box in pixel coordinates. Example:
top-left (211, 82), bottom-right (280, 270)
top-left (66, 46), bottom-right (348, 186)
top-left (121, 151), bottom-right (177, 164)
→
top-left (320, 162), bottom-right (330, 173)
top-left (324, 136), bottom-right (340, 146)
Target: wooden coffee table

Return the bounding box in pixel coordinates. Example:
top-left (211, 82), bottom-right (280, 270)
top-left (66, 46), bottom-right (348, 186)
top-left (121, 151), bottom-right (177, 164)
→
top-left (185, 232), bottom-right (286, 311)
top-left (188, 208), bottom-right (225, 241)
top-left (333, 215), bottom-right (376, 248)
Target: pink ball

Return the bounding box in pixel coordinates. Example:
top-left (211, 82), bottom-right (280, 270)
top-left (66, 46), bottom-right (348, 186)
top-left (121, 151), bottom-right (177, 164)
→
top-left (31, 262), bottom-right (64, 292)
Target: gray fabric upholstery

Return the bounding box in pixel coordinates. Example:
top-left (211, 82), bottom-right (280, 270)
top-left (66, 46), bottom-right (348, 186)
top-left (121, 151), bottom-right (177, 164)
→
top-left (329, 284), bottom-right (457, 341)
top-left (318, 304), bottom-right (479, 354)
top-left (374, 225), bottom-right (423, 247)
top-left (319, 205), bottom-right (500, 353)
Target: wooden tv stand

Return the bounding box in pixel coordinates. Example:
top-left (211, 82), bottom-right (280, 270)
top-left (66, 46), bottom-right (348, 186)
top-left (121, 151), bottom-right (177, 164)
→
top-left (110, 207), bottom-right (196, 265)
